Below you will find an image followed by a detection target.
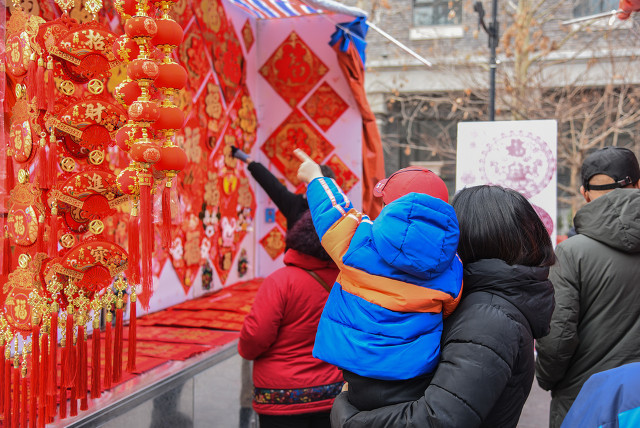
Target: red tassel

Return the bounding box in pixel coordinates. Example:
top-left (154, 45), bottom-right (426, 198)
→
top-left (36, 58), bottom-right (46, 111)
top-left (12, 361), bottom-right (19, 428)
top-left (26, 54), bottom-right (37, 101)
top-left (46, 58), bottom-right (55, 113)
top-left (0, 345), bottom-right (4, 416)
top-left (30, 328), bottom-right (40, 428)
top-left (127, 214), bottom-right (140, 287)
top-left (90, 322), bottom-right (101, 399)
top-left (5, 357), bottom-right (12, 428)
top-left (126, 295), bottom-right (137, 373)
top-left (161, 185), bottom-right (172, 250)
top-left (48, 311), bottom-right (58, 396)
top-left (139, 183), bottom-right (153, 310)
top-left (113, 307), bottom-right (123, 382)
top-left (46, 135), bottom-right (57, 191)
top-left (103, 315), bottom-right (112, 391)
top-left (38, 135), bottom-right (47, 190)
top-left (69, 383), bottom-right (77, 418)
top-left (78, 326), bottom-right (88, 411)
top-left (64, 311), bottom-right (74, 388)
top-left (59, 349), bottom-right (66, 420)
top-left (20, 370), bottom-right (27, 428)
top-left (48, 206), bottom-right (58, 258)
top-left (38, 333), bottom-right (48, 428)
top-left (2, 217), bottom-right (10, 283)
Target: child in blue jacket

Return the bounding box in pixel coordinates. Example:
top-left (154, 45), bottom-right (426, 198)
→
top-left (294, 149), bottom-right (463, 410)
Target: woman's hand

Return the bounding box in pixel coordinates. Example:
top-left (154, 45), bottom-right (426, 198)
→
top-left (294, 148), bottom-right (323, 184)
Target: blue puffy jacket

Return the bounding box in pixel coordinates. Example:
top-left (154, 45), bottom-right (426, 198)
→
top-left (307, 177), bottom-right (463, 380)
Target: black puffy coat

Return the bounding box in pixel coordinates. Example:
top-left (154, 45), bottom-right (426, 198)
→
top-left (331, 258), bottom-right (555, 428)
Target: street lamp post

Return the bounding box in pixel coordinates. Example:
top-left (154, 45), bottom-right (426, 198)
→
top-left (474, 0), bottom-right (499, 121)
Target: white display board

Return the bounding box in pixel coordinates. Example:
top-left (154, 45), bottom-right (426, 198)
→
top-left (456, 120), bottom-right (557, 245)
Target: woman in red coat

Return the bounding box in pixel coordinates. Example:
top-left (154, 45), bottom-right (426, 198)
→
top-left (238, 211), bottom-right (343, 428)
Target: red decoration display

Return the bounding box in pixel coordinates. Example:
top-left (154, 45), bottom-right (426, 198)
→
top-left (302, 81), bottom-right (349, 132)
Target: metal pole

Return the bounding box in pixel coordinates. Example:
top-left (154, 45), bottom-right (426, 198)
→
top-left (489, 0), bottom-right (498, 121)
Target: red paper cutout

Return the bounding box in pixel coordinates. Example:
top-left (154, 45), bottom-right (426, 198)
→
top-left (275, 210), bottom-right (287, 231)
top-left (259, 32), bottom-right (328, 107)
top-left (241, 20), bottom-right (254, 52)
top-left (259, 227), bottom-right (286, 260)
top-left (261, 109), bottom-right (335, 185)
top-left (302, 81), bottom-right (349, 131)
top-left (325, 154), bottom-right (359, 194)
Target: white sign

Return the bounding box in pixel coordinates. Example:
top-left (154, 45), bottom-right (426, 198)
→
top-left (456, 120), bottom-right (557, 244)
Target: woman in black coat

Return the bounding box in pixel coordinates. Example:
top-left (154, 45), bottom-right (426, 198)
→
top-left (331, 185), bottom-right (556, 428)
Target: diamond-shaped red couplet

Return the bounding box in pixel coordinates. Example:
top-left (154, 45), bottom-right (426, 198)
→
top-left (302, 82), bottom-right (349, 132)
top-left (325, 154), bottom-right (360, 194)
top-left (241, 19), bottom-right (254, 51)
top-left (275, 210), bottom-right (287, 231)
top-left (260, 227), bottom-right (286, 260)
top-left (259, 32), bottom-right (328, 107)
top-left (261, 109), bottom-right (335, 186)
top-left (178, 31), bottom-right (211, 94)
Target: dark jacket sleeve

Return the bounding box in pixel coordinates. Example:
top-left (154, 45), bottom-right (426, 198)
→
top-left (535, 244), bottom-right (581, 391)
top-left (247, 161), bottom-right (308, 226)
top-left (331, 300), bottom-right (521, 427)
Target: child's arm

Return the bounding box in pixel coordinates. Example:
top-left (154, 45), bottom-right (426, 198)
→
top-left (295, 149), bottom-right (364, 263)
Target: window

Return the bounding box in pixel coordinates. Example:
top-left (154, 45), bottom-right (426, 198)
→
top-left (413, 0), bottom-right (462, 27)
top-left (573, 0), bottom-right (618, 17)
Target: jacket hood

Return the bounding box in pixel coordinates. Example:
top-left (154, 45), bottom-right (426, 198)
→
top-left (371, 193), bottom-right (460, 279)
top-left (463, 259), bottom-right (555, 339)
top-left (575, 188), bottom-right (640, 253)
top-left (283, 249), bottom-right (337, 271)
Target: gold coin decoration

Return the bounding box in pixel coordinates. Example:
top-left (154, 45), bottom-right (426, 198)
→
top-left (17, 169), bottom-right (28, 184)
top-left (87, 79), bottom-right (104, 95)
top-left (88, 219), bottom-right (104, 235)
top-left (15, 84), bottom-right (25, 99)
top-left (88, 150), bottom-right (105, 165)
top-left (59, 80), bottom-right (75, 96)
top-left (60, 157), bottom-right (76, 172)
top-left (60, 233), bottom-right (76, 248)
top-left (17, 254), bottom-right (31, 268)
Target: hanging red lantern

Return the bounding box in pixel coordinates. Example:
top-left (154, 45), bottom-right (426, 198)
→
top-left (130, 141), bottom-right (161, 164)
top-left (155, 145), bottom-right (187, 174)
top-left (115, 124), bottom-right (146, 152)
top-left (154, 62), bottom-right (187, 91)
top-left (112, 35), bottom-right (141, 64)
top-left (152, 19), bottom-right (184, 48)
top-left (116, 167), bottom-right (140, 196)
top-left (128, 100), bottom-right (160, 123)
top-left (153, 105), bottom-right (184, 133)
top-left (127, 59), bottom-right (159, 82)
top-left (114, 0), bottom-right (138, 20)
top-left (125, 16), bottom-right (158, 40)
top-left (114, 80), bottom-right (142, 108)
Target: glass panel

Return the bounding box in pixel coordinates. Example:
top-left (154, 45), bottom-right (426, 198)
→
top-left (573, 0), bottom-right (619, 17)
top-left (413, 1), bottom-right (462, 26)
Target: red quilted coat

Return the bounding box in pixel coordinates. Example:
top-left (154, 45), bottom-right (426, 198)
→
top-left (238, 249), bottom-right (343, 416)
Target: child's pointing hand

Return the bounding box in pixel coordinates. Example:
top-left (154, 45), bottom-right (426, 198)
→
top-left (294, 149), bottom-right (323, 184)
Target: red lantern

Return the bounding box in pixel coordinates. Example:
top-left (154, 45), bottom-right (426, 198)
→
top-left (129, 100), bottom-right (160, 123)
top-left (152, 19), bottom-right (184, 48)
top-left (125, 16), bottom-right (158, 40)
top-left (127, 59), bottom-right (159, 82)
top-left (153, 106), bottom-right (184, 133)
top-left (116, 167), bottom-right (140, 195)
top-left (155, 145), bottom-right (187, 173)
top-left (114, 79), bottom-right (142, 108)
top-left (115, 124), bottom-right (146, 152)
top-left (114, 0), bottom-right (138, 19)
top-left (130, 141), bottom-right (161, 164)
top-left (154, 62), bottom-right (187, 91)
top-left (113, 35), bottom-right (141, 64)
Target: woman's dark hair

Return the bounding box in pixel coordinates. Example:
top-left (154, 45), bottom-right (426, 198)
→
top-left (451, 185), bottom-right (555, 267)
top-left (285, 211), bottom-right (331, 261)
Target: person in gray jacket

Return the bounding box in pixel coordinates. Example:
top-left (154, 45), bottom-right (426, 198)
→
top-left (535, 146), bottom-right (640, 428)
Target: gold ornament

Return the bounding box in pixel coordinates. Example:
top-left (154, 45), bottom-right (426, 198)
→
top-left (59, 233), bottom-right (76, 248)
top-left (59, 80), bottom-right (76, 96)
top-left (87, 79), bottom-right (104, 95)
top-left (84, 0), bottom-right (103, 18)
top-left (17, 253), bottom-right (31, 269)
top-left (88, 149), bottom-right (105, 165)
top-left (60, 157), bottom-right (76, 172)
top-left (88, 219), bottom-right (105, 234)
top-left (17, 169), bottom-right (29, 184)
